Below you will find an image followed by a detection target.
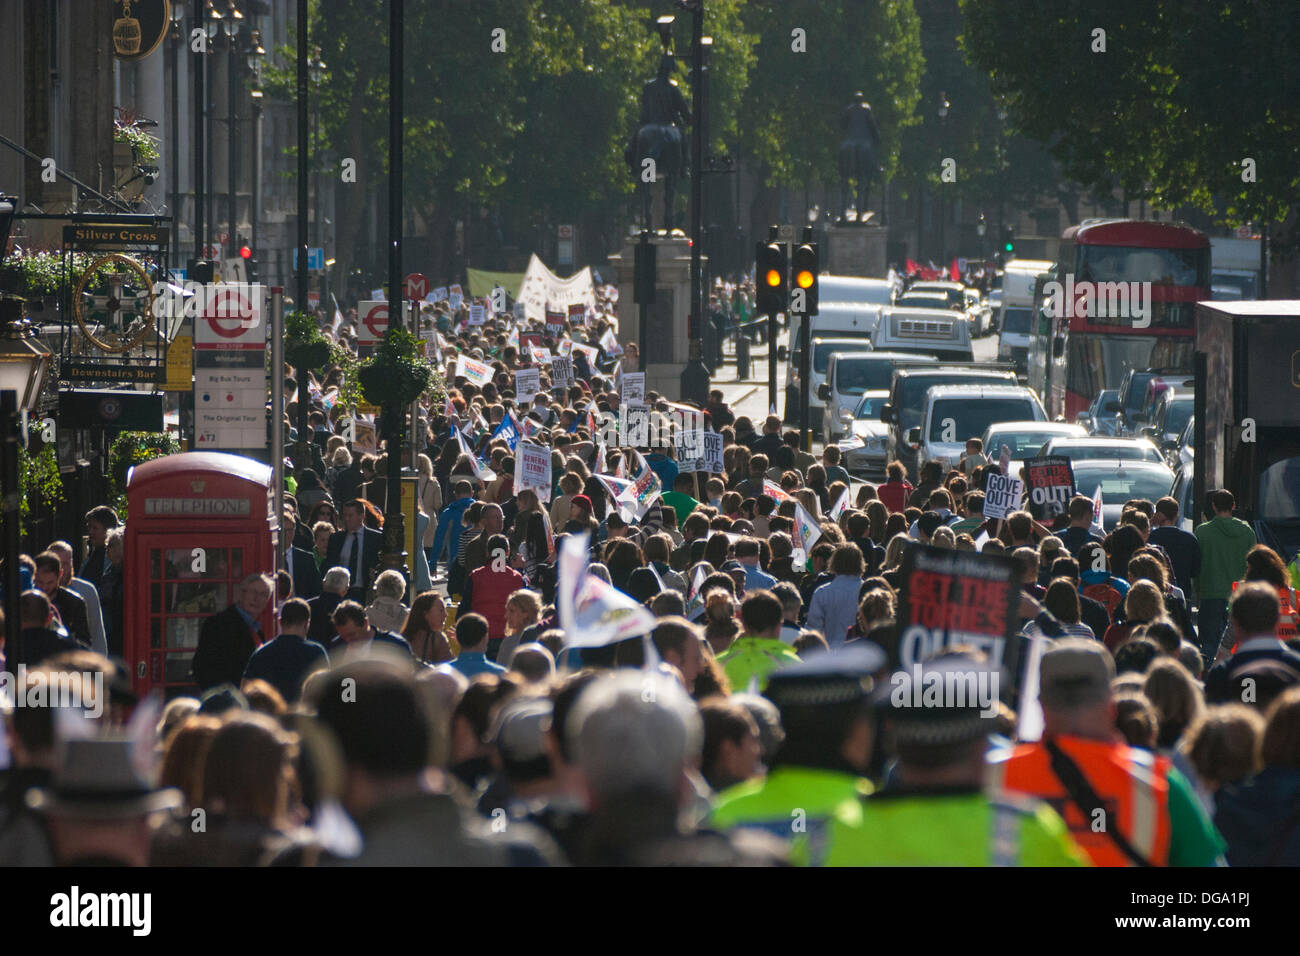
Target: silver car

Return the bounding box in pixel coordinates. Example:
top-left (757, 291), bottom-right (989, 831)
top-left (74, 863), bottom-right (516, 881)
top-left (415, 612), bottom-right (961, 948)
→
top-left (841, 391), bottom-right (892, 480)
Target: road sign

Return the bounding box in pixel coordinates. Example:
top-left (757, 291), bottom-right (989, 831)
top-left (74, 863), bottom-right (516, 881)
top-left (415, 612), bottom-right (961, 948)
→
top-left (194, 285), bottom-right (263, 349)
top-left (357, 300), bottom-right (389, 345)
top-left (162, 335), bottom-right (193, 392)
top-left (194, 366), bottom-right (268, 451)
top-left (201, 244), bottom-right (220, 260)
top-left (293, 247), bottom-right (326, 272)
top-left (404, 272), bottom-right (429, 302)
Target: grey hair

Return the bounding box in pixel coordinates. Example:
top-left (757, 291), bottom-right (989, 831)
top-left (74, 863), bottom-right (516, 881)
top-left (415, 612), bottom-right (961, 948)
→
top-left (567, 670), bottom-right (702, 801)
top-left (587, 563), bottom-right (611, 585)
top-left (240, 572), bottom-right (275, 593)
top-left (322, 567), bottom-right (351, 594)
top-left (373, 569), bottom-right (407, 600)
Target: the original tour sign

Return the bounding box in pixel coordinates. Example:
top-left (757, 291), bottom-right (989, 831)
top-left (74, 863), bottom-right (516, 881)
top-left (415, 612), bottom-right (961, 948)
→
top-left (896, 544), bottom-right (1020, 681)
top-left (113, 0), bottom-right (172, 61)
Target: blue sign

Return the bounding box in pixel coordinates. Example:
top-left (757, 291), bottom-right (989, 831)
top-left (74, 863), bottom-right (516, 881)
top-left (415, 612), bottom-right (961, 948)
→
top-left (293, 247), bottom-right (326, 271)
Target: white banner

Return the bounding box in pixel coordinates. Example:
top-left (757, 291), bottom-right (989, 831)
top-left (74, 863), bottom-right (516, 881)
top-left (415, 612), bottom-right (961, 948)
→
top-left (514, 253), bottom-right (597, 326)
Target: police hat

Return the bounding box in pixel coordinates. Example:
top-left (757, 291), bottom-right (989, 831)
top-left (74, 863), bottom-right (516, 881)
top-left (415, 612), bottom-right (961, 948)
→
top-left (765, 644), bottom-right (886, 710)
top-left (878, 657), bottom-right (1000, 748)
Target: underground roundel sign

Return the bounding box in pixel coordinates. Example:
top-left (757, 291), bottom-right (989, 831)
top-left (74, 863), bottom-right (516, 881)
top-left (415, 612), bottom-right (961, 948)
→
top-left (195, 286), bottom-right (264, 349)
top-left (357, 301), bottom-right (390, 345)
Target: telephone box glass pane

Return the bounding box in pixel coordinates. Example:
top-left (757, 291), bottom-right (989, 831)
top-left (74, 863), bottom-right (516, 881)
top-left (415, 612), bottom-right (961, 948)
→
top-left (151, 618), bottom-right (162, 649)
top-left (231, 549), bottom-right (243, 578)
top-left (151, 584), bottom-right (162, 613)
top-left (165, 652), bottom-right (195, 685)
top-left (166, 617), bottom-right (202, 650)
top-left (167, 582), bottom-right (226, 615)
top-left (151, 549), bottom-right (162, 578)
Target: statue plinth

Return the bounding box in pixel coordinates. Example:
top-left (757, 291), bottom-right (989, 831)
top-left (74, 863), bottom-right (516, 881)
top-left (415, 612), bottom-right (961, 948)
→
top-left (609, 234), bottom-right (699, 399)
top-left (827, 224), bottom-right (889, 278)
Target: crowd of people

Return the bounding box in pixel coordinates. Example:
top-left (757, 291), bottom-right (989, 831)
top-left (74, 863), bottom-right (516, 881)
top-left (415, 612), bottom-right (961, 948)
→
top-left (2, 285), bottom-right (1299, 867)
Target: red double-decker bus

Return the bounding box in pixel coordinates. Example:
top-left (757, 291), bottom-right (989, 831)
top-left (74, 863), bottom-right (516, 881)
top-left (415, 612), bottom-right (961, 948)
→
top-left (1027, 219), bottom-right (1211, 420)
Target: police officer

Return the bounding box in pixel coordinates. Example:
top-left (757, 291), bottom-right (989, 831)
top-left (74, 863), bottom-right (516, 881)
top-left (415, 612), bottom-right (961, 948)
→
top-left (709, 644), bottom-right (883, 863)
top-left (811, 654), bottom-right (1090, 866)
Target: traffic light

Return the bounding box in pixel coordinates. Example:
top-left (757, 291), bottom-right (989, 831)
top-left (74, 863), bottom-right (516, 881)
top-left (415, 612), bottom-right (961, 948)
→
top-left (790, 239), bottom-right (819, 315)
top-left (755, 240), bottom-right (787, 314)
top-left (1001, 225), bottom-right (1015, 257)
top-left (238, 239), bottom-right (259, 283)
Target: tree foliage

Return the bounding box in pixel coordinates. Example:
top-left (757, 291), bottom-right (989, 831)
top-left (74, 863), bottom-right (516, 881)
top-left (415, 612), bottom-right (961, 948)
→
top-left (961, 0), bottom-right (1300, 244)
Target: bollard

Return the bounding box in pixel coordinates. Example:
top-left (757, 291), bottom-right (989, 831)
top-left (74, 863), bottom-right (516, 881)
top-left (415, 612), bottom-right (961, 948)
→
top-left (736, 332), bottom-right (751, 380)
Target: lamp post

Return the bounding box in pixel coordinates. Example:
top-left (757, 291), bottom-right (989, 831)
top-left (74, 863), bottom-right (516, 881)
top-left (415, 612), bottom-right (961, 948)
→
top-left (0, 298), bottom-right (54, 656)
top-left (293, 0), bottom-right (311, 471)
top-left (205, 2), bottom-right (222, 258)
top-left (937, 91), bottom-right (949, 266)
top-left (679, 0), bottom-right (711, 407)
top-left (223, 3), bottom-right (244, 258)
top-left (995, 102), bottom-right (1008, 237)
top-left (167, 6), bottom-right (184, 266)
top-left (976, 212), bottom-right (986, 260)
top-left (248, 31), bottom-right (265, 263)
top-left (380, 0), bottom-right (407, 577)
top-left (308, 46), bottom-right (328, 256)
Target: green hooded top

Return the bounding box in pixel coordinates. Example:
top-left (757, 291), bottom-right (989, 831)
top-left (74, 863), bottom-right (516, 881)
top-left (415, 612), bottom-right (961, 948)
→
top-left (1194, 515), bottom-right (1257, 599)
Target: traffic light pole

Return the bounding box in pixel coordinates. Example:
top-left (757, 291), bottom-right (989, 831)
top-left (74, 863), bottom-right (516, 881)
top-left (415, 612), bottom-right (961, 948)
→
top-left (797, 310), bottom-right (811, 450)
top-left (767, 310), bottom-right (778, 413)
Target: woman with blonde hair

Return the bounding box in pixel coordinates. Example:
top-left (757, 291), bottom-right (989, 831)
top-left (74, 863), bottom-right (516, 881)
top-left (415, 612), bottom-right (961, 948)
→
top-left (417, 453), bottom-right (442, 560)
top-left (1103, 580), bottom-right (1165, 652)
top-left (496, 589), bottom-right (545, 666)
top-left (159, 714), bottom-right (223, 809)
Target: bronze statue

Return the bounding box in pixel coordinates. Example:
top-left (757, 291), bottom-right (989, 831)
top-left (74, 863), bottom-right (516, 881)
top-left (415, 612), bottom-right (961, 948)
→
top-left (626, 53), bottom-right (690, 232)
top-left (840, 92), bottom-right (882, 224)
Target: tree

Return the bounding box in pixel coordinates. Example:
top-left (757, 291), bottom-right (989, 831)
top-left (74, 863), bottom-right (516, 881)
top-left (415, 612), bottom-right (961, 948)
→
top-left (961, 0), bottom-right (1300, 247)
top-left (739, 0), bottom-right (924, 190)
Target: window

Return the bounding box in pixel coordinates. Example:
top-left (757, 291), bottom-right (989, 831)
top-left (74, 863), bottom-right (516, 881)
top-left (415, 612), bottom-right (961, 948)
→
top-left (837, 360), bottom-right (896, 394)
top-left (929, 399), bottom-right (1037, 443)
top-left (147, 546), bottom-right (245, 683)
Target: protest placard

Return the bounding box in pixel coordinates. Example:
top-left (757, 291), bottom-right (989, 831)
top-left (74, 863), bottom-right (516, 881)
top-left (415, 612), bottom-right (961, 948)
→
top-left (982, 473), bottom-right (1025, 521)
top-left (514, 368), bottom-right (540, 404)
top-left (545, 310), bottom-right (566, 337)
top-left (551, 356), bottom-right (574, 388)
top-left (514, 441), bottom-right (552, 501)
top-left (621, 372), bottom-right (645, 404)
top-left (702, 430), bottom-right (725, 474)
top-left (1022, 455), bottom-right (1077, 522)
top-left (896, 545), bottom-right (1020, 680)
top-left (468, 304), bottom-right (486, 325)
top-left (531, 346), bottom-right (553, 366)
top-left (455, 354), bottom-right (493, 388)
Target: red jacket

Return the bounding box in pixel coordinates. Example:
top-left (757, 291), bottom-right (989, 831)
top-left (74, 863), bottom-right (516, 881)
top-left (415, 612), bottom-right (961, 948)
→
top-left (463, 565), bottom-right (526, 641)
top-left (877, 479), bottom-right (914, 515)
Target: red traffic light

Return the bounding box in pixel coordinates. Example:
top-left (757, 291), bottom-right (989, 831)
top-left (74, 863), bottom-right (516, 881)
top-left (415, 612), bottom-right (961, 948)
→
top-left (239, 245), bottom-right (252, 259)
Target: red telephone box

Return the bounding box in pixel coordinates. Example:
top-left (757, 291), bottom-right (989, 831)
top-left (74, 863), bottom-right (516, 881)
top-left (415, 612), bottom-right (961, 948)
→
top-left (124, 452), bottom-right (277, 696)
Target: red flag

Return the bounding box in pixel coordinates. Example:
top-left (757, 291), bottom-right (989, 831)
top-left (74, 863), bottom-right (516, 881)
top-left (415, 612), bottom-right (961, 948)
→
top-left (905, 258), bottom-right (920, 274)
top-left (950, 258), bottom-right (960, 281)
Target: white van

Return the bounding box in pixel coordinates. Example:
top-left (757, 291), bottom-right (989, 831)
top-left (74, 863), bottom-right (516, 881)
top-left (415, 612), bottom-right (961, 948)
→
top-left (819, 350), bottom-right (936, 442)
top-left (908, 384), bottom-right (1048, 470)
top-left (786, 335), bottom-right (876, 433)
top-left (872, 307), bottom-right (974, 363)
top-left (997, 260), bottom-right (1052, 373)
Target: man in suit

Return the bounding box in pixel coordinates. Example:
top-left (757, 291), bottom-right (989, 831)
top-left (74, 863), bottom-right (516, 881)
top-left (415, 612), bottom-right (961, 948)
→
top-left (31, 551), bottom-right (91, 649)
top-left (191, 573), bottom-right (274, 691)
top-left (283, 512), bottom-right (323, 599)
top-left (78, 505), bottom-right (119, 594)
top-left (308, 567), bottom-right (351, 647)
top-left (325, 499), bottom-right (383, 603)
top-left (243, 597), bottom-right (330, 703)
top-left (326, 600), bottom-right (413, 663)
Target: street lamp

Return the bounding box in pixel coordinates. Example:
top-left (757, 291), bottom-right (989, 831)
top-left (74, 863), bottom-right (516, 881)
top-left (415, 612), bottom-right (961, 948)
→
top-left (308, 46), bottom-right (329, 253)
top-left (1, 297), bottom-right (53, 656)
top-left (0, 306), bottom-right (53, 414)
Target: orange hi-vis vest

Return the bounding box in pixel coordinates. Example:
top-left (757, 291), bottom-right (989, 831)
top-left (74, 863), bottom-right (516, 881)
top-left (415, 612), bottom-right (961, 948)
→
top-left (990, 735), bottom-right (1172, 867)
top-left (1229, 581), bottom-right (1298, 649)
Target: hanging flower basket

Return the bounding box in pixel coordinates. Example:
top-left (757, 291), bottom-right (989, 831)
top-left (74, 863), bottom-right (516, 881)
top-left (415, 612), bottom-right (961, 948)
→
top-left (358, 328), bottom-right (434, 407)
top-left (284, 310), bottom-right (333, 371)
